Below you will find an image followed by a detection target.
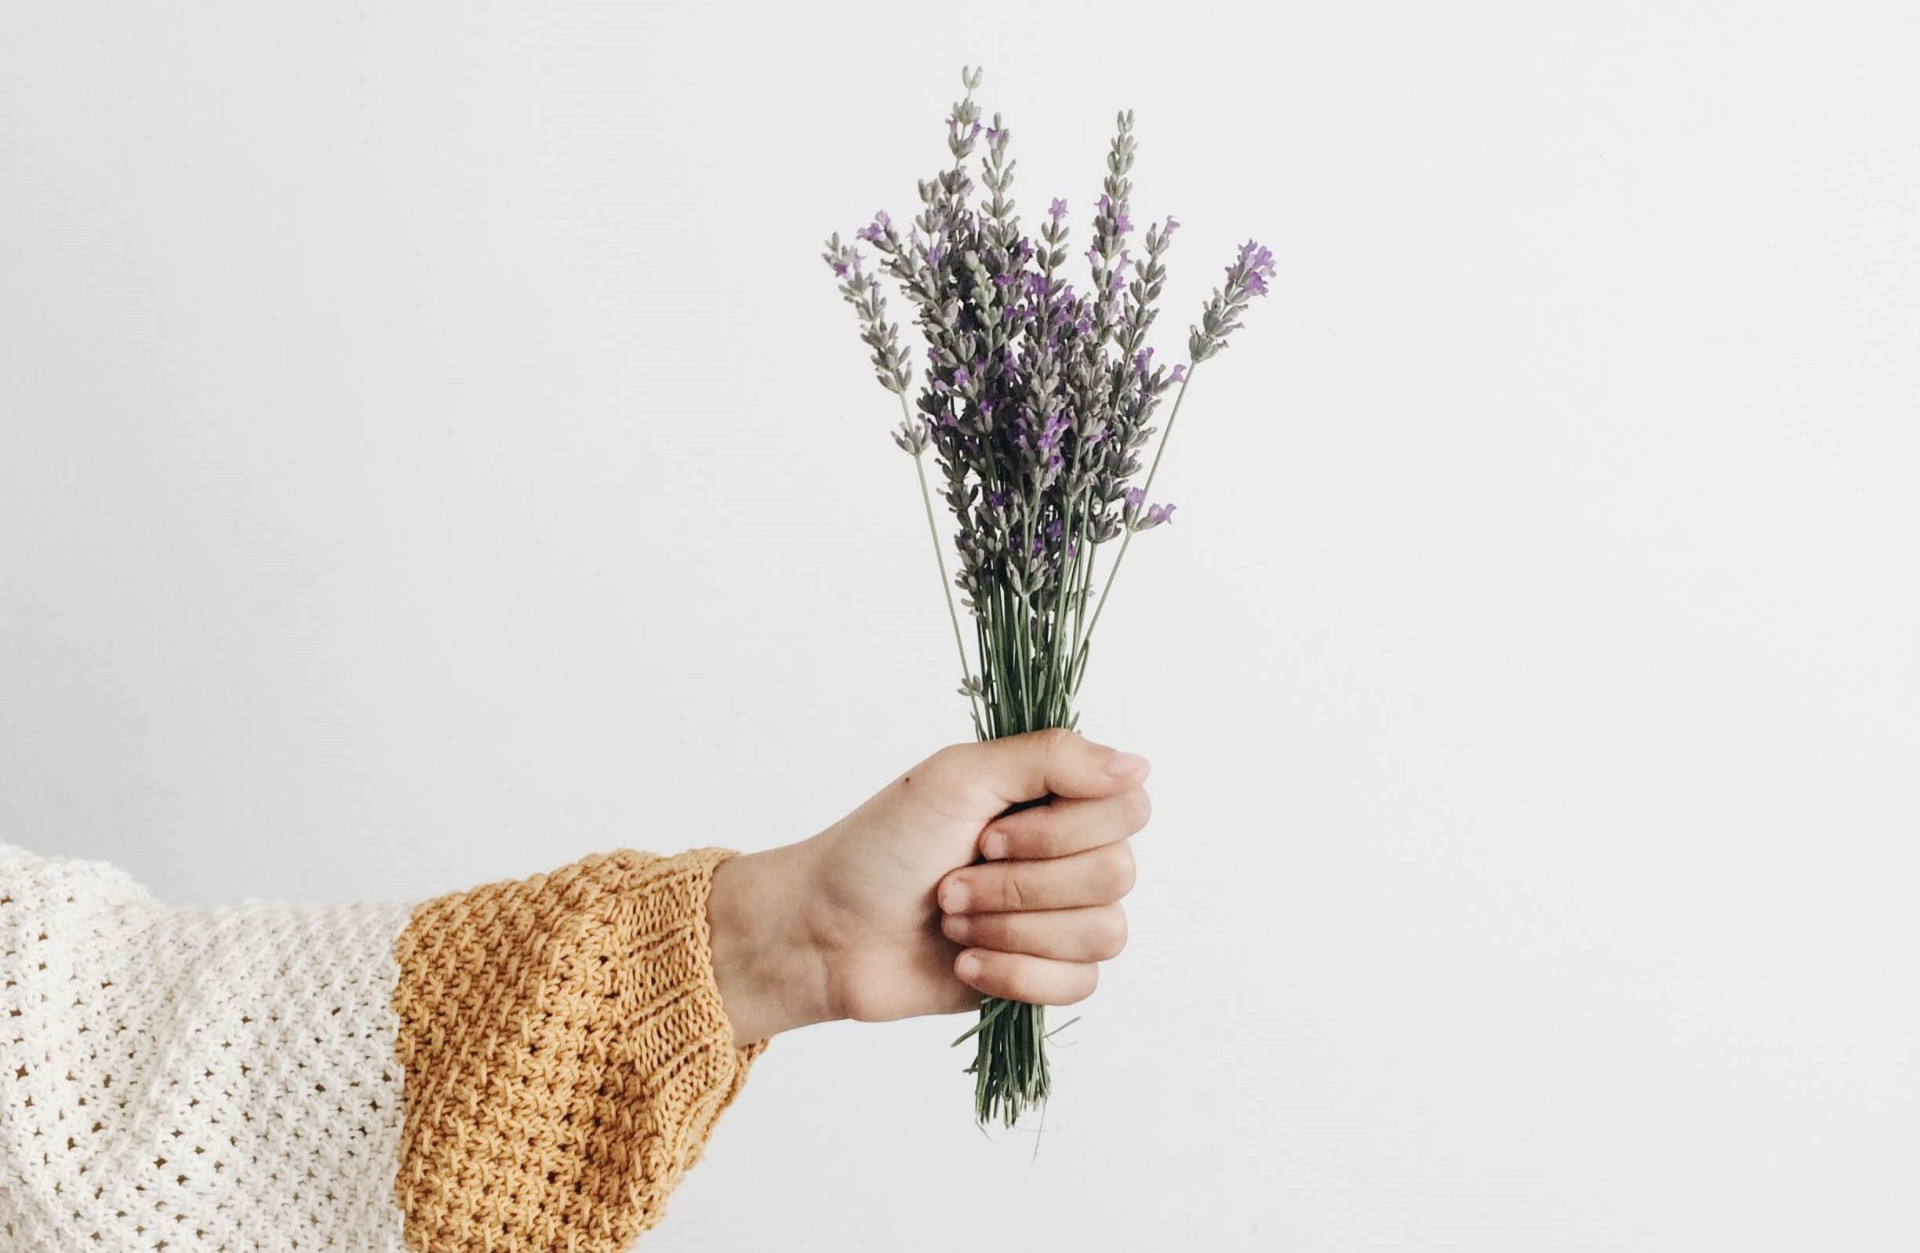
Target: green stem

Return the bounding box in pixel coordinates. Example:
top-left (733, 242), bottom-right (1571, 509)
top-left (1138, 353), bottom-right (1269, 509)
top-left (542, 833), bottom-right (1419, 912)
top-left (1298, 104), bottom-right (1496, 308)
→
top-left (1042, 482), bottom-right (1086, 727)
top-left (1070, 368), bottom-right (1197, 695)
top-left (1014, 494), bottom-right (1038, 730)
top-left (904, 394), bottom-right (985, 739)
top-left (1063, 508), bottom-right (1093, 723)
top-left (974, 613), bottom-right (998, 739)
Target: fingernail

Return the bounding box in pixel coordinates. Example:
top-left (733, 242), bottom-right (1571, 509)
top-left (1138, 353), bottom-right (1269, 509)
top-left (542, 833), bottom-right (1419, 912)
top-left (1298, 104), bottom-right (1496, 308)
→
top-left (941, 880), bottom-right (970, 913)
top-left (981, 829), bottom-right (1007, 859)
top-left (955, 951), bottom-right (982, 980)
top-left (1105, 751), bottom-right (1148, 777)
top-left (944, 914), bottom-right (971, 942)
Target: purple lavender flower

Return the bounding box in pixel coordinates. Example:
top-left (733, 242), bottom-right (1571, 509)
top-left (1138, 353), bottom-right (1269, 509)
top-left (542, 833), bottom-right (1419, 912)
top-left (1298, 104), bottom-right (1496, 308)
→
top-left (1190, 237), bottom-right (1278, 361)
top-left (1114, 211), bottom-right (1133, 235)
top-left (1049, 197), bottom-right (1068, 220)
top-left (1236, 239), bottom-right (1278, 297)
top-left (824, 248), bottom-right (865, 280)
top-left (1170, 363), bottom-right (1187, 383)
top-left (1163, 215), bottom-right (1181, 238)
top-left (1122, 488), bottom-right (1176, 531)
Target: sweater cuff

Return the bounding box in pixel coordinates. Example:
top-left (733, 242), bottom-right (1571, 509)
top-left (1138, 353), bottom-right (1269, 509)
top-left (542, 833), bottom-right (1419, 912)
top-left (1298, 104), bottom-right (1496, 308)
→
top-left (618, 847), bottom-right (771, 1174)
top-left (392, 847), bottom-right (767, 1253)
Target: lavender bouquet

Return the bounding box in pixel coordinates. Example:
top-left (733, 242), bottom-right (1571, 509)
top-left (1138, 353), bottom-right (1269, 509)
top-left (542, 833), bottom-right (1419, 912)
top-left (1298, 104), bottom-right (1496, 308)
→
top-left (823, 66), bottom-right (1274, 1127)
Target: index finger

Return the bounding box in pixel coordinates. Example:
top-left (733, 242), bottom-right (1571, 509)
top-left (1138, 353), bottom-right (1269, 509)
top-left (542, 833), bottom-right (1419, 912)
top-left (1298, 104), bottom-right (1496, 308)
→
top-left (979, 786), bottom-right (1152, 861)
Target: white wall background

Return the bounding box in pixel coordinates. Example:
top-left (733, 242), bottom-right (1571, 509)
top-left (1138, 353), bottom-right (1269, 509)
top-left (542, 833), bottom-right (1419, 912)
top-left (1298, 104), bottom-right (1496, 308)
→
top-left (3, 2), bottom-right (1916, 1249)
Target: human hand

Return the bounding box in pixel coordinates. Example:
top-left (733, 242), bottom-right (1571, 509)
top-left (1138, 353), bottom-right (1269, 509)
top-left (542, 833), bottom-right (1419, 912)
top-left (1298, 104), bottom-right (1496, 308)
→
top-left (705, 728), bottom-right (1151, 1045)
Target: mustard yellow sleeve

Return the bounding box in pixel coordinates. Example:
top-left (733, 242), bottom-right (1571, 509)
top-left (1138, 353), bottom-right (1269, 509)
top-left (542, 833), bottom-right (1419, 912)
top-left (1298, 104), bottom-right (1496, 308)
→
top-left (391, 847), bottom-right (766, 1253)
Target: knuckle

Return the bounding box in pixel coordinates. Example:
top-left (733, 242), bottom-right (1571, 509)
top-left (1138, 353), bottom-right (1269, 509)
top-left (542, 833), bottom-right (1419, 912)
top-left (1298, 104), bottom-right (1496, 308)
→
top-left (1125, 786), bottom-right (1153, 831)
top-left (1034, 727), bottom-right (1078, 774)
top-left (1063, 963), bottom-right (1100, 1005)
top-left (1002, 868), bottom-right (1034, 912)
top-left (1094, 907), bottom-right (1129, 959)
top-left (1102, 843), bottom-right (1137, 898)
top-left (1033, 726), bottom-right (1076, 755)
top-left (995, 959), bottom-right (1034, 1001)
top-left (999, 815), bottom-right (1049, 860)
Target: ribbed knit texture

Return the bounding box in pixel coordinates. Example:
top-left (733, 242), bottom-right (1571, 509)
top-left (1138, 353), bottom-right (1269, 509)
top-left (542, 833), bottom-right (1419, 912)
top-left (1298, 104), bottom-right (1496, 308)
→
top-left (391, 848), bottom-right (765, 1253)
top-left (0, 844), bottom-right (763, 1253)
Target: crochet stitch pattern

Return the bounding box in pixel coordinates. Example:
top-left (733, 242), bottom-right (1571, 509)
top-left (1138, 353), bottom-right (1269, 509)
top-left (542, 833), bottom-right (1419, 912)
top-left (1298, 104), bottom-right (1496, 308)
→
top-left (0, 844), bottom-right (764, 1253)
top-left (0, 845), bottom-right (414, 1251)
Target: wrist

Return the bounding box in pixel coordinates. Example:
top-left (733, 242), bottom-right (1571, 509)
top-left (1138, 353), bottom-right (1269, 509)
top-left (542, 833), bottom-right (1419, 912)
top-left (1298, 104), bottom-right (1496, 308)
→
top-left (706, 842), bottom-right (841, 1046)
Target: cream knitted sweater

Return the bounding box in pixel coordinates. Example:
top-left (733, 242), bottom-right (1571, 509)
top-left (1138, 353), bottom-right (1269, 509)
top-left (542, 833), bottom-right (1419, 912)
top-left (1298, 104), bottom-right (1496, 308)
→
top-left (0, 843), bottom-right (766, 1253)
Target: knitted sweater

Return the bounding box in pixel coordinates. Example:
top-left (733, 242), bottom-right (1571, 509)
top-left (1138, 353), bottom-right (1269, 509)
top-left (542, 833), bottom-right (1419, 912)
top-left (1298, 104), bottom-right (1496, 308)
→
top-left (0, 843), bottom-right (766, 1253)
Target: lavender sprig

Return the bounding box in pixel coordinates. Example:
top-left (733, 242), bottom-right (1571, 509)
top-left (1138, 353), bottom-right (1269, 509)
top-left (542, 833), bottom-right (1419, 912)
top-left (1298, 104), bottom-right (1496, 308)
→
top-left (1070, 233), bottom-right (1277, 689)
top-left (1191, 237), bottom-right (1278, 362)
top-left (822, 65), bottom-right (1275, 1128)
top-left (825, 228), bottom-right (984, 738)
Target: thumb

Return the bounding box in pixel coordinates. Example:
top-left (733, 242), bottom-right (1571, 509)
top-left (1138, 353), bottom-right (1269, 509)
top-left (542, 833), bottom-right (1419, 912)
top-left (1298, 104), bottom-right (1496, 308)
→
top-left (922, 728), bottom-right (1150, 821)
